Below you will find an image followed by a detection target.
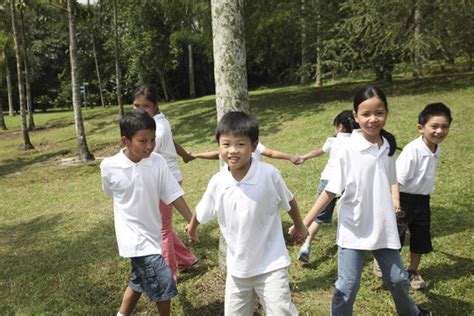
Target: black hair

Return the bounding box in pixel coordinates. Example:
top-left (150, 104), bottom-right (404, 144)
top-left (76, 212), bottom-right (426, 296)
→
top-left (353, 86), bottom-right (397, 156)
top-left (418, 102), bottom-right (452, 126)
top-left (215, 111), bottom-right (259, 143)
top-left (333, 110), bottom-right (360, 133)
top-left (132, 84), bottom-right (159, 105)
top-left (120, 108), bottom-right (156, 140)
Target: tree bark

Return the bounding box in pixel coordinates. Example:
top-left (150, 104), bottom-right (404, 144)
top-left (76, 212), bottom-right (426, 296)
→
top-left (300, 0), bottom-right (310, 84)
top-left (6, 56), bottom-right (14, 116)
top-left (67, 0), bottom-right (94, 162)
top-left (413, 0), bottom-right (423, 78)
top-left (88, 0), bottom-right (105, 108)
top-left (188, 44), bottom-right (196, 98)
top-left (113, 0), bottom-right (124, 116)
top-left (10, 0), bottom-right (34, 150)
top-left (211, 0), bottom-right (249, 269)
top-left (20, 7), bottom-right (35, 130)
top-left (314, 0), bottom-right (323, 87)
top-left (158, 69), bottom-right (169, 101)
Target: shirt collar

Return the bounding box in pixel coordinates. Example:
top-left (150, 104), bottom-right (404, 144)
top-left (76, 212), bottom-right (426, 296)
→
top-left (221, 157), bottom-right (260, 188)
top-left (351, 129), bottom-right (389, 155)
top-left (115, 149), bottom-right (154, 168)
top-left (417, 136), bottom-right (440, 158)
top-left (154, 112), bottom-right (165, 120)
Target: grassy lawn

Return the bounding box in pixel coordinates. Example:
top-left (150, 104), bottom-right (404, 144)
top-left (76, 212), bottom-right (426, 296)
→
top-left (1, 72), bottom-right (473, 315)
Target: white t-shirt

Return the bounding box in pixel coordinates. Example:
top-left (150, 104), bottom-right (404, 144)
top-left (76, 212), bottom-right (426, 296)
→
top-left (196, 158), bottom-right (293, 278)
top-left (325, 130), bottom-right (400, 250)
top-left (397, 136), bottom-right (441, 195)
top-left (100, 150), bottom-right (184, 258)
top-left (320, 133), bottom-right (351, 180)
top-left (153, 112), bottom-right (183, 182)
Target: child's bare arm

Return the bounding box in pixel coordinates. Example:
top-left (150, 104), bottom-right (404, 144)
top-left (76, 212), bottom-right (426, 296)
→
top-left (299, 148), bottom-right (325, 163)
top-left (186, 213), bottom-right (200, 243)
top-left (173, 197), bottom-right (200, 242)
top-left (262, 147), bottom-right (300, 165)
top-left (303, 190), bottom-right (335, 226)
top-left (287, 199), bottom-right (308, 244)
top-left (391, 183), bottom-right (401, 213)
top-left (191, 151), bottom-right (219, 160)
top-left (174, 139), bottom-right (194, 163)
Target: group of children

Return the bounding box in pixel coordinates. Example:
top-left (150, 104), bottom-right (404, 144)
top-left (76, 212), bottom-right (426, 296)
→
top-left (100, 84), bottom-right (452, 315)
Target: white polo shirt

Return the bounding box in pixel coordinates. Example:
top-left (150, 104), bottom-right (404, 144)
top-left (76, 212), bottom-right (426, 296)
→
top-left (320, 133), bottom-right (351, 180)
top-left (154, 112), bottom-right (183, 182)
top-left (252, 142), bottom-right (266, 160)
top-left (325, 130), bottom-right (401, 250)
top-left (196, 158), bottom-right (293, 278)
top-left (397, 136), bottom-right (441, 195)
top-left (100, 150), bottom-right (184, 258)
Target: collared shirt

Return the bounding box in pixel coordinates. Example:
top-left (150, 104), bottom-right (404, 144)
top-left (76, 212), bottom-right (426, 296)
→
top-left (154, 112), bottom-right (183, 182)
top-left (320, 132), bottom-right (351, 180)
top-left (253, 142), bottom-right (266, 160)
top-left (100, 150), bottom-right (183, 258)
top-left (397, 136), bottom-right (441, 195)
top-left (196, 158), bottom-right (293, 278)
top-left (325, 130), bottom-right (400, 250)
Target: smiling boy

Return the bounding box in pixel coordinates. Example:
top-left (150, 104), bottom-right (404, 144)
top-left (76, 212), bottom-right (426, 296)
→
top-left (187, 111), bottom-right (307, 315)
top-left (396, 102), bottom-right (452, 290)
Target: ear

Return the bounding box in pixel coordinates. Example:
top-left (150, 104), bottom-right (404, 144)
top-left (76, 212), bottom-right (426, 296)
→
top-left (121, 136), bottom-right (130, 146)
top-left (352, 111), bottom-right (359, 123)
top-left (416, 124), bottom-right (424, 134)
top-left (252, 140), bottom-right (258, 152)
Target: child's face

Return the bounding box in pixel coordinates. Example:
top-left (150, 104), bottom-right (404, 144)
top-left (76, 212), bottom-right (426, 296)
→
top-left (218, 133), bottom-right (257, 178)
top-left (133, 96), bottom-right (157, 117)
top-left (122, 129), bottom-right (156, 163)
top-left (353, 96), bottom-right (387, 143)
top-left (417, 115), bottom-right (450, 150)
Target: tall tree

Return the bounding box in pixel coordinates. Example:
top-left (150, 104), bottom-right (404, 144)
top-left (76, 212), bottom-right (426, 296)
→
top-left (210, 0), bottom-right (249, 268)
top-left (87, 0), bottom-right (105, 107)
top-left (19, 5), bottom-right (35, 129)
top-left (188, 43), bottom-right (196, 98)
top-left (0, 30), bottom-right (8, 129)
top-left (300, 0), bottom-right (310, 84)
top-left (10, 0), bottom-right (33, 150)
top-left (5, 55), bottom-right (14, 116)
top-left (67, 0), bottom-right (94, 162)
top-left (112, 0), bottom-right (123, 116)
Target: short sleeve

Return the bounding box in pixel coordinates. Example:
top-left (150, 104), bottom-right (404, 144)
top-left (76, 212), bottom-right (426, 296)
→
top-left (396, 147), bottom-right (415, 186)
top-left (196, 176), bottom-right (218, 224)
top-left (273, 170), bottom-right (294, 212)
top-left (322, 137), bottom-right (335, 153)
top-left (324, 148), bottom-right (346, 195)
top-left (100, 161), bottom-right (113, 197)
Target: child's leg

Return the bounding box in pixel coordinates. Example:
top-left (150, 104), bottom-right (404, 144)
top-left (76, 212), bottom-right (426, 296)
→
top-left (408, 252), bottom-right (422, 272)
top-left (373, 249), bottom-right (419, 316)
top-left (119, 286), bottom-right (141, 315)
top-left (160, 200), bottom-right (178, 280)
top-left (331, 247), bottom-right (364, 315)
top-left (155, 299), bottom-right (171, 316)
top-left (225, 273), bottom-right (257, 315)
top-left (254, 267), bottom-right (298, 315)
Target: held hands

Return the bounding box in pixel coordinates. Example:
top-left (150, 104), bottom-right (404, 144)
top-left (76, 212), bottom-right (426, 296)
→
top-left (288, 223), bottom-right (308, 245)
top-left (181, 151), bottom-right (195, 163)
top-left (290, 155), bottom-right (304, 165)
top-left (185, 223), bottom-right (200, 243)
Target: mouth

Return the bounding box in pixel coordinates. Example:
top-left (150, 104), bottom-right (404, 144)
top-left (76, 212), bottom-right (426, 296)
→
top-left (227, 156), bottom-right (239, 163)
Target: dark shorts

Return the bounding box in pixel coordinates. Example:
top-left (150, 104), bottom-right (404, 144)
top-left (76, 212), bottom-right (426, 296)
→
top-left (314, 179), bottom-right (338, 224)
top-left (128, 254), bottom-right (177, 302)
top-left (398, 192), bottom-right (433, 254)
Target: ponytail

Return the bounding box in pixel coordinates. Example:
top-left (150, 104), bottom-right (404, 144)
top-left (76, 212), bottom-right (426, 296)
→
top-left (380, 129), bottom-right (398, 156)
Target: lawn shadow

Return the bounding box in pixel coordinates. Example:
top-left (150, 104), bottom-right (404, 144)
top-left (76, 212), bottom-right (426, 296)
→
top-left (0, 149), bottom-right (71, 177)
top-left (430, 204), bottom-right (473, 238)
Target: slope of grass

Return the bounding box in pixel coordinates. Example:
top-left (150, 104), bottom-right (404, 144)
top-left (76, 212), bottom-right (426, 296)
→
top-left (1, 72), bottom-right (473, 315)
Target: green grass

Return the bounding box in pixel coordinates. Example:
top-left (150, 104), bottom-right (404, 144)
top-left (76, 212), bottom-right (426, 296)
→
top-left (1, 72), bottom-right (473, 315)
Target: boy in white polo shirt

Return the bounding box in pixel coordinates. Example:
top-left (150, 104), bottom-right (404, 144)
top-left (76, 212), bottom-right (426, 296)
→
top-left (100, 109), bottom-right (196, 316)
top-left (396, 102), bottom-right (452, 290)
top-left (186, 111), bottom-right (308, 315)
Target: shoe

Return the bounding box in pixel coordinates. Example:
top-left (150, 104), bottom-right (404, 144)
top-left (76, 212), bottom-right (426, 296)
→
top-left (417, 305), bottom-right (432, 315)
top-left (178, 258), bottom-right (198, 273)
top-left (372, 259), bottom-right (382, 278)
top-left (298, 243), bottom-right (311, 262)
top-left (408, 270), bottom-right (426, 290)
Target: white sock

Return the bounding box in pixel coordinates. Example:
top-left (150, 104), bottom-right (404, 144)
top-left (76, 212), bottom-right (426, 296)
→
top-left (117, 312), bottom-right (126, 316)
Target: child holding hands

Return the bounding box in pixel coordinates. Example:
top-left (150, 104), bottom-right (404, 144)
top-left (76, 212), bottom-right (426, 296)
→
top-left (100, 109), bottom-right (196, 316)
top-left (187, 111), bottom-right (307, 315)
top-left (293, 87), bottom-right (431, 315)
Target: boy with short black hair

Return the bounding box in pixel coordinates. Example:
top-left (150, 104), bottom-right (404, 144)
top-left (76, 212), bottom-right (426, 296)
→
top-left (187, 111), bottom-right (308, 315)
top-left (396, 102), bottom-right (452, 290)
top-left (100, 108), bottom-right (196, 316)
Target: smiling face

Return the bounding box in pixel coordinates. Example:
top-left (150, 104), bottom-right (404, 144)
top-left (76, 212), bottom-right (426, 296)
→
top-left (218, 133), bottom-right (257, 180)
top-left (122, 129), bottom-right (156, 163)
top-left (417, 115), bottom-right (450, 152)
top-left (353, 96), bottom-right (387, 144)
top-left (133, 95), bottom-right (157, 117)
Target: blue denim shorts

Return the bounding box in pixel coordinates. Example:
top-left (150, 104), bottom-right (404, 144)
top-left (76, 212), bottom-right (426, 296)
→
top-left (128, 254), bottom-right (177, 302)
top-left (314, 179), bottom-right (337, 224)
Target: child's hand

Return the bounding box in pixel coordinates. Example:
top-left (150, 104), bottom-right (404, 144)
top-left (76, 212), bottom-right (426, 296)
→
top-left (182, 152), bottom-right (195, 163)
top-left (185, 224), bottom-right (200, 243)
top-left (294, 156), bottom-right (305, 165)
top-left (288, 223), bottom-right (308, 245)
top-left (290, 156), bottom-right (301, 165)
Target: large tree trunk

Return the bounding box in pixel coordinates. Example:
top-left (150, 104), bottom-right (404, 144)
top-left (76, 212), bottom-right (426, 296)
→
top-left (20, 7), bottom-right (35, 130)
top-left (188, 44), bottom-right (196, 98)
top-left (314, 0), bottom-right (323, 87)
top-left (6, 56), bottom-right (14, 116)
top-left (67, 0), bottom-right (94, 162)
top-left (0, 103), bottom-right (6, 130)
top-left (300, 0), bottom-right (310, 84)
top-left (211, 0), bottom-right (249, 269)
top-left (413, 0), bottom-right (423, 78)
top-left (10, 0), bottom-right (34, 150)
top-left (88, 0), bottom-right (105, 108)
top-left (158, 69), bottom-right (169, 101)
top-left (112, 0), bottom-right (124, 116)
